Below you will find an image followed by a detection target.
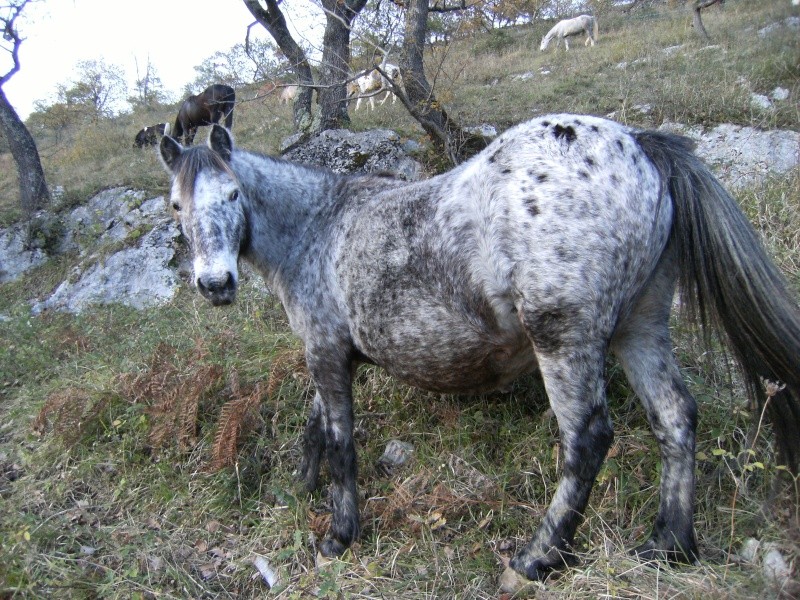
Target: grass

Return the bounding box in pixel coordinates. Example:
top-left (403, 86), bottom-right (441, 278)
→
top-left (1, 0), bottom-right (799, 597)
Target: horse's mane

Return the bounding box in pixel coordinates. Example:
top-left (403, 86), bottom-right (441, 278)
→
top-left (174, 145), bottom-right (237, 199)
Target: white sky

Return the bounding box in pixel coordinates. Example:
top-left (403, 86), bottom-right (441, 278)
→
top-left (3, 0), bottom-right (323, 120)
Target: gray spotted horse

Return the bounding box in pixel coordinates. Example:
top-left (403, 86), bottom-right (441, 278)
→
top-left (158, 116), bottom-right (800, 592)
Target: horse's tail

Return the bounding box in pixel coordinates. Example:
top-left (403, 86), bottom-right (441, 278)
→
top-left (592, 16), bottom-right (599, 41)
top-left (636, 129), bottom-right (800, 474)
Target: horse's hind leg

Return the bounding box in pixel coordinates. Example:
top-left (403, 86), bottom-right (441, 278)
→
top-left (610, 259), bottom-right (699, 564)
top-left (509, 308), bottom-right (614, 580)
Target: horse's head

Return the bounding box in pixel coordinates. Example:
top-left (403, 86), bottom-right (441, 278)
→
top-left (159, 125), bottom-right (245, 306)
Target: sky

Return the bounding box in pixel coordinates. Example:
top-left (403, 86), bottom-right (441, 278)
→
top-left (3, 0), bottom-right (322, 120)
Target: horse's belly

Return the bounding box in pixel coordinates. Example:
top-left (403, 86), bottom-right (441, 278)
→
top-left (356, 316), bottom-right (537, 394)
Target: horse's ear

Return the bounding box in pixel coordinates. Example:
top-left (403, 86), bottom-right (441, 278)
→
top-left (209, 125), bottom-right (233, 163)
top-left (159, 135), bottom-right (183, 173)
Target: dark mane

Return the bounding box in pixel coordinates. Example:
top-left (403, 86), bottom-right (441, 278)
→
top-left (175, 146), bottom-right (237, 199)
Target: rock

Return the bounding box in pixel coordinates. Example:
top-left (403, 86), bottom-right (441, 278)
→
top-left (0, 221), bottom-right (49, 283)
top-left (658, 122), bottom-right (800, 190)
top-left (281, 129), bottom-right (425, 181)
top-left (758, 16), bottom-right (800, 38)
top-left (750, 93), bottom-right (773, 111)
top-left (770, 87), bottom-right (790, 101)
top-left (762, 547), bottom-right (791, 584)
top-left (31, 220), bottom-right (181, 315)
top-left (376, 440), bottom-right (414, 473)
top-left (739, 538), bottom-right (793, 588)
top-left (466, 124), bottom-right (498, 138)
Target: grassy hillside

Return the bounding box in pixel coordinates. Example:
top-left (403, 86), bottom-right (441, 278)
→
top-left (1, 1), bottom-right (799, 598)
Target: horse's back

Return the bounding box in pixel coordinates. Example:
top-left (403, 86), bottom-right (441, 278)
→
top-left (334, 115), bottom-right (672, 391)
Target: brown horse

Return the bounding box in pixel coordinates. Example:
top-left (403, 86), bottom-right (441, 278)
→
top-left (173, 84), bottom-right (235, 146)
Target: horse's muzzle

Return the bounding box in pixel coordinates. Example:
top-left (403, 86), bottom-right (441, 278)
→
top-left (196, 272), bottom-right (237, 306)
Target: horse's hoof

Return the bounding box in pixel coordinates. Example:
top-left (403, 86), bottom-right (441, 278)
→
top-left (319, 537), bottom-right (348, 559)
top-left (499, 567), bottom-right (536, 595)
top-left (631, 539), bottom-right (699, 566)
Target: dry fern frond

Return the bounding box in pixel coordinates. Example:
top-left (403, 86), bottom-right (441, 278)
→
top-left (209, 382), bottom-right (266, 471)
top-left (147, 363), bottom-right (224, 453)
top-left (117, 341), bottom-right (224, 454)
top-left (266, 347), bottom-right (308, 399)
top-left (33, 387), bottom-right (112, 447)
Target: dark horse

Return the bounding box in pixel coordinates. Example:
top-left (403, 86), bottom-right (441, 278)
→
top-left (159, 118), bottom-right (800, 592)
top-left (133, 123), bottom-right (167, 148)
top-left (173, 83), bottom-right (235, 146)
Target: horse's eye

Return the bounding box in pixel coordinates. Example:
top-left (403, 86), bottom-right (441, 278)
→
top-left (229, 190), bottom-right (239, 202)
top-left (172, 202), bottom-right (181, 212)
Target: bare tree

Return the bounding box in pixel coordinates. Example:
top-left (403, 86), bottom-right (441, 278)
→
top-left (316, 0), bottom-right (369, 131)
top-left (58, 59), bottom-right (127, 122)
top-left (245, 0), bottom-right (369, 133)
top-left (395, 0), bottom-right (489, 165)
top-left (0, 0), bottom-right (49, 214)
top-left (691, 0), bottom-right (724, 40)
top-left (243, 0), bottom-right (316, 132)
top-left (130, 58), bottom-right (170, 111)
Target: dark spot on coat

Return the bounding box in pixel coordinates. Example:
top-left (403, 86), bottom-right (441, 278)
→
top-left (553, 124), bottom-right (577, 144)
top-left (501, 168), bottom-right (511, 174)
top-left (537, 173), bottom-right (548, 183)
top-left (579, 170), bottom-right (590, 180)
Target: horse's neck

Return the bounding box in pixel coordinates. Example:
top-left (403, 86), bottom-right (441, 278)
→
top-left (233, 151), bottom-right (339, 274)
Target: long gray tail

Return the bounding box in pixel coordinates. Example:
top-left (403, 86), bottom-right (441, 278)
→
top-left (636, 130), bottom-right (800, 474)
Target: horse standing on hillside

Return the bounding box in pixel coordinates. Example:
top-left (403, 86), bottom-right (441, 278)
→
top-left (173, 83), bottom-right (235, 146)
top-left (540, 15), bottom-right (598, 51)
top-left (158, 116), bottom-right (800, 592)
top-left (347, 64), bottom-right (402, 111)
top-left (278, 85), bottom-right (299, 105)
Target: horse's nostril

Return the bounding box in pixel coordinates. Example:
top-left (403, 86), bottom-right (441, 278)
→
top-left (197, 272), bottom-right (236, 300)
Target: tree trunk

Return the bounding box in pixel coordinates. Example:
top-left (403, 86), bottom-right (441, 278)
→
top-left (691, 0), bottom-right (723, 41)
top-left (399, 0), bottom-right (487, 165)
top-left (243, 0), bottom-right (315, 132)
top-left (0, 87), bottom-right (50, 214)
top-left (316, 0), bottom-right (367, 132)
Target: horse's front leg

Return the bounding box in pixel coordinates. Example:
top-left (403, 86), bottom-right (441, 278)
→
top-left (299, 391), bottom-right (326, 492)
top-left (304, 352), bottom-right (359, 558)
top-left (505, 335), bottom-right (613, 585)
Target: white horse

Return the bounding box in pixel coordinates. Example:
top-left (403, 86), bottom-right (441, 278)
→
top-left (540, 15), bottom-right (598, 51)
top-left (279, 85), bottom-right (298, 105)
top-left (347, 64), bottom-right (402, 111)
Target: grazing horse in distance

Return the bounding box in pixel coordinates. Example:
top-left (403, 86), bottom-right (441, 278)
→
top-left (159, 117), bottom-right (800, 592)
top-left (133, 123), bottom-right (166, 148)
top-left (279, 85), bottom-right (299, 105)
top-left (173, 83), bottom-right (235, 146)
top-left (347, 64), bottom-right (402, 111)
top-left (540, 15), bottom-right (598, 51)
